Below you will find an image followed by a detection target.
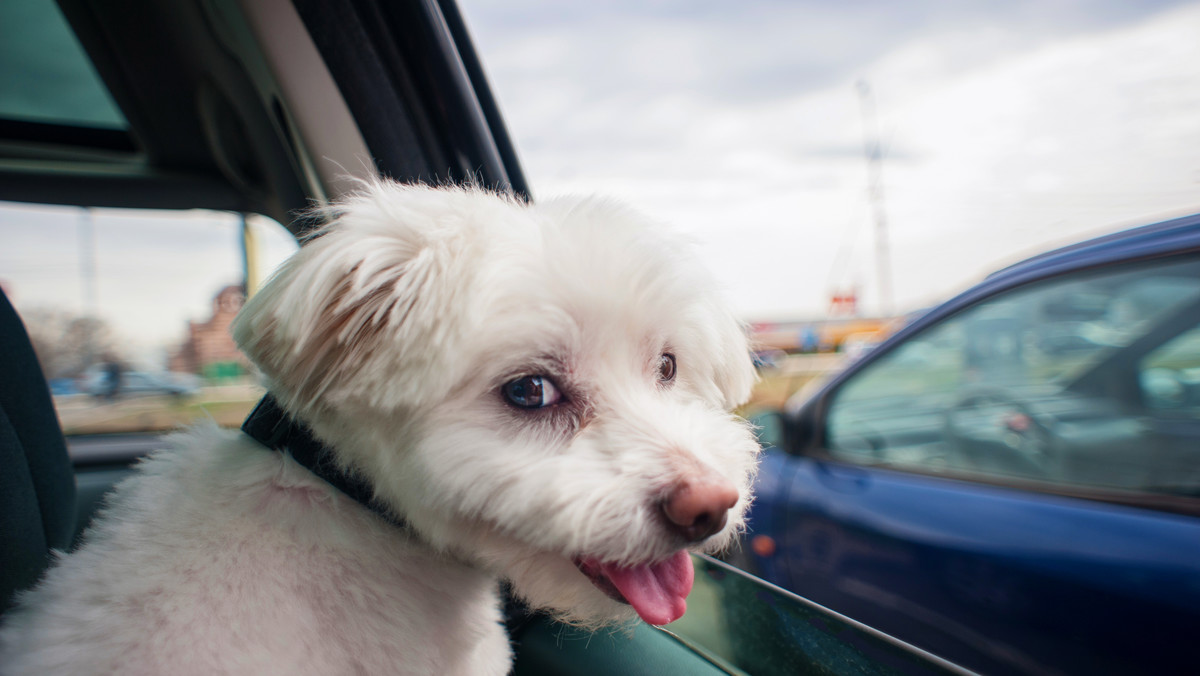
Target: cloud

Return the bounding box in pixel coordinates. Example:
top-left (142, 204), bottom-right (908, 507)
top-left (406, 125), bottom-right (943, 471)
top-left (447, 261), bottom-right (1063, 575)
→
top-left (463, 0), bottom-right (1200, 318)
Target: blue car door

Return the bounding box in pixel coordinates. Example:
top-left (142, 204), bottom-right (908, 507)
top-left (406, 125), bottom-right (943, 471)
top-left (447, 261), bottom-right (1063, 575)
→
top-left (772, 252), bottom-right (1200, 675)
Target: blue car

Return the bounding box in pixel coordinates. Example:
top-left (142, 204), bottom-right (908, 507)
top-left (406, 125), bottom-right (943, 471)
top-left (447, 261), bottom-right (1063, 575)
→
top-left (745, 213), bottom-right (1200, 675)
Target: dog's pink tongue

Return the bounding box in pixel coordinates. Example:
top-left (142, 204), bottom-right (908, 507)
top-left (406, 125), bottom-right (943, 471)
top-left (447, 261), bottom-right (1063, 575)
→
top-left (601, 551), bottom-right (694, 625)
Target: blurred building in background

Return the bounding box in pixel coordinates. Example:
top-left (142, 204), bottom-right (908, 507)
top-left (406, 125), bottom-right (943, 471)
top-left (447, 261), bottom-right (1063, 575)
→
top-left (169, 285), bottom-right (248, 380)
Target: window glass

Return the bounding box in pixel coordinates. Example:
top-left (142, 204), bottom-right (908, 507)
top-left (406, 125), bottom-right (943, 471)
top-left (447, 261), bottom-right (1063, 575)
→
top-left (665, 556), bottom-right (959, 675)
top-left (0, 201), bottom-right (297, 435)
top-left (826, 256), bottom-right (1200, 497)
top-left (0, 1), bottom-right (125, 129)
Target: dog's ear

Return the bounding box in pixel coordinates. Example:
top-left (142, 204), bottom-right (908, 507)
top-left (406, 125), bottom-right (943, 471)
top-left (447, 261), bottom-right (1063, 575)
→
top-left (698, 304), bottom-right (757, 410)
top-left (232, 183), bottom-right (492, 414)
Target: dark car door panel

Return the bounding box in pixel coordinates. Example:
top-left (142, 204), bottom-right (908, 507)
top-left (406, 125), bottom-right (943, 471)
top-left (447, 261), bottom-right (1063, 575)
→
top-left (780, 458), bottom-right (1200, 675)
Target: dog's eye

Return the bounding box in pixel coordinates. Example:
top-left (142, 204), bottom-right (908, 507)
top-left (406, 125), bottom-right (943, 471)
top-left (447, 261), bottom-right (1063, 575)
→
top-left (502, 375), bottom-right (563, 409)
top-left (657, 353), bottom-right (677, 383)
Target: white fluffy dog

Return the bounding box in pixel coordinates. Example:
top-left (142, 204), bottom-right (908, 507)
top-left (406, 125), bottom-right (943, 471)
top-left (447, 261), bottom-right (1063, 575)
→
top-left (0, 183), bottom-right (760, 675)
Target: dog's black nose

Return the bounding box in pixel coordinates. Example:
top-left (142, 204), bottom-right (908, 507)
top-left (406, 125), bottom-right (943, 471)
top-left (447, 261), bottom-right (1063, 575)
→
top-left (661, 478), bottom-right (738, 543)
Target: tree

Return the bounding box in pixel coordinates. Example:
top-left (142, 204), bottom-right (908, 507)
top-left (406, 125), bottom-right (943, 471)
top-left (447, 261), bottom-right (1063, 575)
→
top-left (21, 307), bottom-right (118, 381)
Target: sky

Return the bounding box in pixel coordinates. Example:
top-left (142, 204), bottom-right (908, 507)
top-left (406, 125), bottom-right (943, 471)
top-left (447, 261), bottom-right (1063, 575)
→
top-left (3, 0), bottom-right (1200, 366)
top-left (460, 0), bottom-right (1200, 318)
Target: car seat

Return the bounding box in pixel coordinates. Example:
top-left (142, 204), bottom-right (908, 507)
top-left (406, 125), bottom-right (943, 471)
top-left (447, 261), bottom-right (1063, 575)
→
top-left (0, 288), bottom-right (76, 615)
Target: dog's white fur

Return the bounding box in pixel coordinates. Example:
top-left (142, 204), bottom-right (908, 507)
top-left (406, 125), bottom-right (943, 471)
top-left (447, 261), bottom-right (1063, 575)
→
top-left (0, 183), bottom-right (760, 675)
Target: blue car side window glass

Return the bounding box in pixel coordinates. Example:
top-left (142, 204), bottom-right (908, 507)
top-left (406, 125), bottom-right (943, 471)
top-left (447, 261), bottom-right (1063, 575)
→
top-left (827, 255), bottom-right (1200, 500)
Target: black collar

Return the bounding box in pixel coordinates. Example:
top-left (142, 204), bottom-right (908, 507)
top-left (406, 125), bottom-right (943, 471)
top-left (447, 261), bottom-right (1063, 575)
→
top-left (242, 394), bottom-right (408, 530)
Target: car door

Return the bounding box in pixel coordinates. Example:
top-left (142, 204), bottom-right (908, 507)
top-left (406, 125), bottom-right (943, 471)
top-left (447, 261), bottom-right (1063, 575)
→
top-left (778, 251), bottom-right (1200, 676)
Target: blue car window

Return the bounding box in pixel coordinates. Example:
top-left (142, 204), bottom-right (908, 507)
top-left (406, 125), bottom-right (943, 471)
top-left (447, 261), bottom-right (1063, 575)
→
top-left (826, 255), bottom-right (1200, 499)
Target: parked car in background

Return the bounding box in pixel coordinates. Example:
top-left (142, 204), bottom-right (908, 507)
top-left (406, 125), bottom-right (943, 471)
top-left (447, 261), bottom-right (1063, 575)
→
top-left (81, 367), bottom-right (199, 400)
top-left (752, 348), bottom-right (788, 370)
top-left (743, 214), bottom-right (1200, 676)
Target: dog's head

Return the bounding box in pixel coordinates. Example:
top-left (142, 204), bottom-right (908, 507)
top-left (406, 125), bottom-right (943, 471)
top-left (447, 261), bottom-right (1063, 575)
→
top-left (233, 182), bottom-right (760, 627)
